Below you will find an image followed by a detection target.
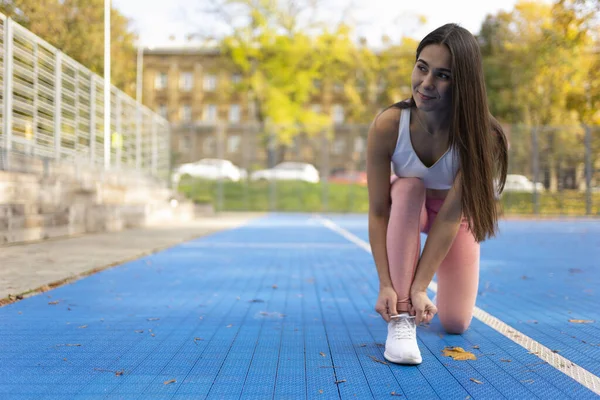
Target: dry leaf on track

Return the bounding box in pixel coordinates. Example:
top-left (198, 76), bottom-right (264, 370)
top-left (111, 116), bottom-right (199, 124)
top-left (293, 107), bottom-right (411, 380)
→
top-left (442, 347), bottom-right (477, 361)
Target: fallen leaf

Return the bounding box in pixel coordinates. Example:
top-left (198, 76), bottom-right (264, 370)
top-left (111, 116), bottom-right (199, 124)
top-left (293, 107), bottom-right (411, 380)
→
top-left (521, 275), bottom-right (529, 280)
top-left (272, 285), bottom-right (278, 289)
top-left (568, 268), bottom-right (583, 274)
top-left (391, 392), bottom-right (402, 396)
top-left (569, 319), bottom-right (594, 324)
top-left (335, 380), bottom-right (346, 384)
top-left (226, 324), bottom-right (233, 328)
top-left (56, 344), bottom-right (81, 347)
top-left (470, 378), bottom-right (483, 384)
top-left (368, 355), bottom-right (388, 365)
top-left (500, 359), bottom-right (512, 363)
top-left (164, 379), bottom-right (176, 385)
top-left (48, 301), bottom-right (60, 305)
top-left (115, 370), bottom-right (124, 376)
top-left (194, 338), bottom-right (203, 345)
top-left (465, 396), bottom-right (471, 400)
top-left (521, 379), bottom-right (534, 384)
top-left (319, 389), bottom-right (323, 394)
top-left (151, 334), bottom-right (155, 337)
top-left (472, 345), bottom-right (480, 349)
top-left (248, 299), bottom-right (264, 303)
top-left (236, 297), bottom-right (240, 301)
top-left (359, 344), bottom-right (367, 348)
top-left (63, 358), bottom-right (67, 361)
top-left (320, 352), bottom-right (326, 357)
top-left (147, 318), bottom-right (160, 321)
top-left (438, 333), bottom-right (444, 339)
top-left (552, 349), bottom-right (561, 353)
top-left (78, 325), bottom-right (88, 329)
top-left (442, 347), bottom-right (477, 361)
top-left (134, 330), bottom-right (144, 334)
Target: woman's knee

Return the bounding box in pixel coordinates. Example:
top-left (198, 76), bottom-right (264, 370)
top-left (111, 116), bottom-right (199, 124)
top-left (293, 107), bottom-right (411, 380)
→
top-left (440, 314), bottom-right (473, 335)
top-left (390, 177), bottom-right (425, 199)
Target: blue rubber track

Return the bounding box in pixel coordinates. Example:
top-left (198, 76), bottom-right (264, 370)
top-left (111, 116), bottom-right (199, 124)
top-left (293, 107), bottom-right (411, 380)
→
top-left (0, 214), bottom-right (598, 399)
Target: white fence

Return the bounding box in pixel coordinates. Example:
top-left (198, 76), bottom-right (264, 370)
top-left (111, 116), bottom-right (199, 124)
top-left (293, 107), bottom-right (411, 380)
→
top-left (0, 14), bottom-right (170, 182)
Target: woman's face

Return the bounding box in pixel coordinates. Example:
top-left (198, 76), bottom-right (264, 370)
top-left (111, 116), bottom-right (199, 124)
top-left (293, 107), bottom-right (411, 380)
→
top-left (411, 44), bottom-right (453, 112)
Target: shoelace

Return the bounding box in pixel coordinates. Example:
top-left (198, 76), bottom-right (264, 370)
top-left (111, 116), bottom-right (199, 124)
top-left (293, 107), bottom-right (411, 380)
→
top-left (391, 315), bottom-right (416, 340)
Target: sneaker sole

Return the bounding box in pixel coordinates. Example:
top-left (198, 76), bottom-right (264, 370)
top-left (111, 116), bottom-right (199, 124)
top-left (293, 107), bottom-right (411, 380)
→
top-left (383, 351), bottom-right (422, 365)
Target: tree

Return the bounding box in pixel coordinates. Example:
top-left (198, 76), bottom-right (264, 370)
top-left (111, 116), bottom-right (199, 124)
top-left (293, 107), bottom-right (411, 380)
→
top-left (0, 0), bottom-right (137, 96)
top-left (480, 0), bottom-right (600, 190)
top-left (201, 0), bottom-right (370, 165)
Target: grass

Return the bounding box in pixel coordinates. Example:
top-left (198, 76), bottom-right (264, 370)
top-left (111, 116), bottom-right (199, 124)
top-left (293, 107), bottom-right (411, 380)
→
top-left (176, 176), bottom-right (600, 216)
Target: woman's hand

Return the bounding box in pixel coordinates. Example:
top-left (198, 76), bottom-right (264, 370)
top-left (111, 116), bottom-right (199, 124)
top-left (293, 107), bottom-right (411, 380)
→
top-left (375, 286), bottom-right (398, 322)
top-left (410, 290), bottom-right (437, 325)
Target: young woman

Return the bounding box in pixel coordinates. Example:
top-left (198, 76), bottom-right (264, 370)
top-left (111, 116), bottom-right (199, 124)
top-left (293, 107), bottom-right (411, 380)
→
top-left (366, 23), bottom-right (508, 365)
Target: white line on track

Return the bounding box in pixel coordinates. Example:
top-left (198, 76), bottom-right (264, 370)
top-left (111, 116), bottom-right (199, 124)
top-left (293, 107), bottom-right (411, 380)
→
top-left (315, 215), bottom-right (600, 395)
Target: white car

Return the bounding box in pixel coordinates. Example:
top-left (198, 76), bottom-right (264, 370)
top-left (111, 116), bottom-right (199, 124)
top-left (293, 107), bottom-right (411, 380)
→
top-left (173, 158), bottom-right (247, 182)
top-left (250, 162), bottom-right (320, 183)
top-left (503, 174), bottom-right (544, 193)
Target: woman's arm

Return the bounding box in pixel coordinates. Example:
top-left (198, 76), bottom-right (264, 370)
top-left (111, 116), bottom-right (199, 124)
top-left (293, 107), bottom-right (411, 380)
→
top-left (410, 171), bottom-right (464, 294)
top-left (366, 109), bottom-right (400, 291)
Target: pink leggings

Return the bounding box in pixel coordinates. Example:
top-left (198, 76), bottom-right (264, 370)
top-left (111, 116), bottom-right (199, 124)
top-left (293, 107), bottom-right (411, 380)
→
top-left (387, 176), bottom-right (479, 334)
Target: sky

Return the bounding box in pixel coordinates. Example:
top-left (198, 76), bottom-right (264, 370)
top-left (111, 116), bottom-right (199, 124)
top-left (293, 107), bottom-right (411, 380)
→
top-left (113, 0), bottom-right (528, 48)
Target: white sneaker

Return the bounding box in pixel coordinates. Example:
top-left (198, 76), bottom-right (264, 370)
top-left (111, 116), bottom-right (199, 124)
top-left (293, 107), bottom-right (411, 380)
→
top-left (383, 313), bottom-right (422, 365)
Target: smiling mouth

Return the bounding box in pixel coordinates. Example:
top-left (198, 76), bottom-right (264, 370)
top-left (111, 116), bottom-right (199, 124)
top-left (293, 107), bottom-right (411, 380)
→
top-left (418, 91), bottom-right (436, 100)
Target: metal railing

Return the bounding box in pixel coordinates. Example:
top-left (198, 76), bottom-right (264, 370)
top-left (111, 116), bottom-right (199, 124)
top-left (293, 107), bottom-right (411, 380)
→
top-left (172, 121), bottom-right (600, 216)
top-left (0, 14), bottom-right (170, 184)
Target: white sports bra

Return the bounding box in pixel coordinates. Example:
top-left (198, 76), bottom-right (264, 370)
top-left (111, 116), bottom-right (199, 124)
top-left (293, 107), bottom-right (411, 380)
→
top-left (391, 108), bottom-right (459, 190)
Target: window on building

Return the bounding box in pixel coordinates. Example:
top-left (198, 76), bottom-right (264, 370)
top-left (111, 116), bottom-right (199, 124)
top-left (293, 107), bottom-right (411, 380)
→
top-left (227, 135), bottom-right (241, 153)
top-left (232, 73), bottom-right (242, 84)
top-left (354, 137), bottom-right (365, 153)
top-left (181, 104), bottom-right (192, 122)
top-left (155, 72), bottom-right (167, 90)
top-left (158, 104), bottom-right (168, 119)
top-left (229, 104), bottom-right (241, 123)
top-left (203, 137), bottom-right (215, 154)
top-left (180, 72), bottom-right (193, 91)
top-left (332, 138), bottom-right (345, 155)
top-left (204, 104), bottom-right (218, 121)
top-left (203, 74), bottom-right (217, 91)
top-left (332, 104), bottom-right (344, 124)
top-left (179, 135), bottom-right (191, 152)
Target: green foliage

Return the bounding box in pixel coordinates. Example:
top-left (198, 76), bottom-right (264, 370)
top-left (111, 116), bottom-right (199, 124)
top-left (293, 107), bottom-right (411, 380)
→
top-left (0, 0), bottom-right (137, 96)
top-left (176, 177), bottom-right (600, 215)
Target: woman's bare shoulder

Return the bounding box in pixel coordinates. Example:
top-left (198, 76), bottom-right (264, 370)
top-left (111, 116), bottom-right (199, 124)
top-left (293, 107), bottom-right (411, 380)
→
top-left (369, 106), bottom-right (403, 150)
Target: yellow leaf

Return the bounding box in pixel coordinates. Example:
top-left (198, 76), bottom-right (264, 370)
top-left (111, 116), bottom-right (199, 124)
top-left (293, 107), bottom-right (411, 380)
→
top-left (164, 379), bottom-right (176, 385)
top-left (442, 347), bottom-right (477, 361)
top-left (569, 319), bottom-right (594, 324)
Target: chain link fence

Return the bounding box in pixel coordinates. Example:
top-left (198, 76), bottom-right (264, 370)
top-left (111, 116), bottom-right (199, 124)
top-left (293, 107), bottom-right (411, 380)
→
top-left (0, 15), bottom-right (171, 186)
top-left (172, 120), bottom-right (600, 216)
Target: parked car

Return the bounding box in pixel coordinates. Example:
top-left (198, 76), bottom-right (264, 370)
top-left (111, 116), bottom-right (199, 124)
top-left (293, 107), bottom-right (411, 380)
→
top-left (502, 174), bottom-right (544, 193)
top-left (250, 162), bottom-right (320, 183)
top-left (173, 158), bottom-right (247, 182)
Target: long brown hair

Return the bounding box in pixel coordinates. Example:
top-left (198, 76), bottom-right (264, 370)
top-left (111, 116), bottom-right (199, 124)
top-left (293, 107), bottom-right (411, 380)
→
top-left (393, 23), bottom-right (508, 242)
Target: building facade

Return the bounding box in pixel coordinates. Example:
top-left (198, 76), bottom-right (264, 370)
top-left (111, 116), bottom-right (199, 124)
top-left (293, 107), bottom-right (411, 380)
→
top-left (141, 46), bottom-right (368, 174)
